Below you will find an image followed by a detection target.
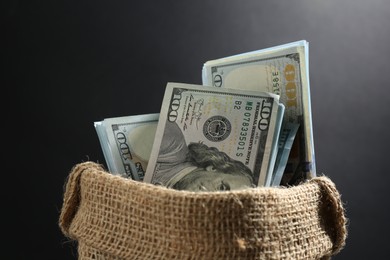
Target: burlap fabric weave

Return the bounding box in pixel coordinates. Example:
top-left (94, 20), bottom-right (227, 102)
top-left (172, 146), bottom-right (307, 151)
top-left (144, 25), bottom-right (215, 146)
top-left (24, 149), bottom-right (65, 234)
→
top-left (59, 162), bottom-right (347, 260)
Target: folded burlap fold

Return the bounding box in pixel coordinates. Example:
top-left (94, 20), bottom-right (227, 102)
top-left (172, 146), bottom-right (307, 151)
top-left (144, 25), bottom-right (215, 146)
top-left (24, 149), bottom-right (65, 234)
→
top-left (59, 162), bottom-right (347, 260)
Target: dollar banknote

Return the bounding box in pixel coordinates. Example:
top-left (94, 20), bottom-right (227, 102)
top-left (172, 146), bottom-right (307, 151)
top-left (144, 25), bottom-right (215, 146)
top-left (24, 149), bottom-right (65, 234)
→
top-left (144, 82), bottom-right (284, 190)
top-left (202, 40), bottom-right (316, 178)
top-left (270, 123), bottom-right (300, 186)
top-left (265, 103), bottom-right (285, 186)
top-left (94, 113), bottom-right (159, 180)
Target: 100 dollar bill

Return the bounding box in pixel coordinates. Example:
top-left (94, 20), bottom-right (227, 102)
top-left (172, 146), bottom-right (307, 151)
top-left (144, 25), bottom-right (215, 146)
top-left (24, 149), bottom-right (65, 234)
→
top-left (202, 40), bottom-right (316, 177)
top-left (144, 82), bottom-right (283, 190)
top-left (271, 122), bottom-right (300, 186)
top-left (94, 113), bottom-right (159, 180)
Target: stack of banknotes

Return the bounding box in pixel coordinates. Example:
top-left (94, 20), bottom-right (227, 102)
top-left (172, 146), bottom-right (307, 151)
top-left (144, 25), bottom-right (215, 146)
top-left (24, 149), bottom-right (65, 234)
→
top-left (94, 40), bottom-right (316, 191)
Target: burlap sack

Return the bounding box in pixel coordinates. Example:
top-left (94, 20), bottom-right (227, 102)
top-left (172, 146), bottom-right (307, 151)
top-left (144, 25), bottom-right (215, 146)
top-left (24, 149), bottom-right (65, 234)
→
top-left (59, 162), bottom-right (347, 260)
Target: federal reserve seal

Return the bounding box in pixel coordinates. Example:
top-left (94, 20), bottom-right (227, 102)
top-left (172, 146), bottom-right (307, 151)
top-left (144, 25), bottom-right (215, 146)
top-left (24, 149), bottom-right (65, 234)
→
top-left (203, 116), bottom-right (231, 142)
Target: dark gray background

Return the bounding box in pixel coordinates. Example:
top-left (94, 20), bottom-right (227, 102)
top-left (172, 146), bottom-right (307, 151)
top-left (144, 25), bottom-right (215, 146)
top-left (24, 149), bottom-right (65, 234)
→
top-left (4, 0), bottom-right (389, 259)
